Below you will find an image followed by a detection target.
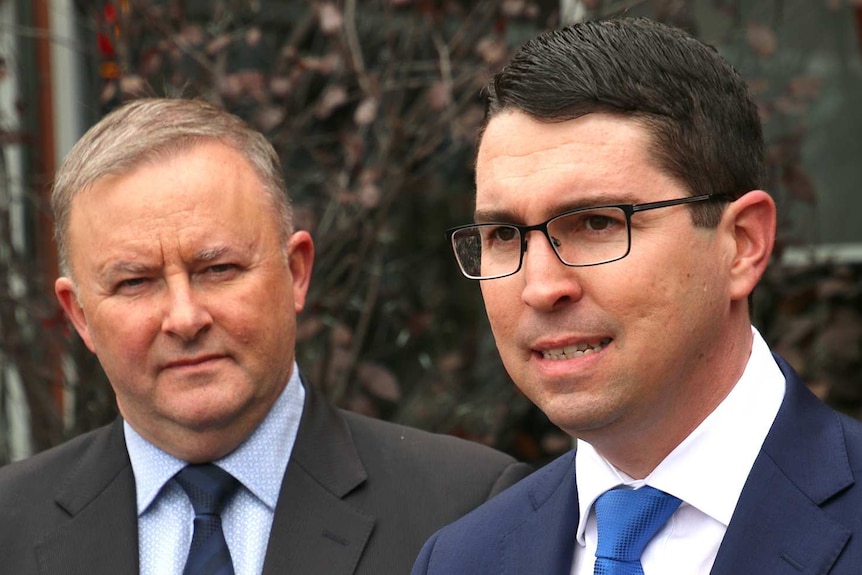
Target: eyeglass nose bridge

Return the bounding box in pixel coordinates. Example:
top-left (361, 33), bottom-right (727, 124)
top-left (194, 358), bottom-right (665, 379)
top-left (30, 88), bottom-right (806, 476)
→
top-left (516, 220), bottom-right (568, 272)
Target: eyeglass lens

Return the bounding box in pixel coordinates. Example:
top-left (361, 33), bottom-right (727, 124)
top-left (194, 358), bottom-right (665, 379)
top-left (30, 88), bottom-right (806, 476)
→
top-left (452, 206), bottom-right (631, 279)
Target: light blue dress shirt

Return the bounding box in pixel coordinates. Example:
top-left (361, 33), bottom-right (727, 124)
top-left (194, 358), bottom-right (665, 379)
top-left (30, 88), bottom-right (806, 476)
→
top-left (125, 364), bottom-right (306, 575)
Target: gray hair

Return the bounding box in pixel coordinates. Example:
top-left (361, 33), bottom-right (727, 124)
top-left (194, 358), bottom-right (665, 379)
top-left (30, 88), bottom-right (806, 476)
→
top-left (52, 98), bottom-right (293, 276)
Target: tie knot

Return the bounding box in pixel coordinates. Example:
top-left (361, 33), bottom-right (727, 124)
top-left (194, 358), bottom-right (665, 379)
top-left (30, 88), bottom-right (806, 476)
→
top-left (175, 464), bottom-right (239, 516)
top-left (594, 486), bottom-right (681, 565)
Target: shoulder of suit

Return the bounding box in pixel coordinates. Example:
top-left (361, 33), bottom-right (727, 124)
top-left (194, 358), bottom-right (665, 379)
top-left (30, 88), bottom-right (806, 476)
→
top-left (0, 422), bottom-right (118, 494)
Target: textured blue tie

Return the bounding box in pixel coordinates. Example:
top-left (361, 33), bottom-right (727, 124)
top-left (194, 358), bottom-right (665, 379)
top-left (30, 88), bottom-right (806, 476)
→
top-left (593, 486), bottom-right (682, 575)
top-left (175, 464), bottom-right (239, 575)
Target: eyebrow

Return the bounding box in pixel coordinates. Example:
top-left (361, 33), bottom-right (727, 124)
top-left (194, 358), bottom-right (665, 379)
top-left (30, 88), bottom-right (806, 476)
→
top-left (473, 192), bottom-right (641, 224)
top-left (103, 260), bottom-right (153, 277)
top-left (100, 244), bottom-right (240, 278)
top-left (195, 245), bottom-right (232, 262)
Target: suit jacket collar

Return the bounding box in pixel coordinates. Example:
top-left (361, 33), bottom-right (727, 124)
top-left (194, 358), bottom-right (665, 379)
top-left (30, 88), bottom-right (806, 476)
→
top-left (262, 377), bottom-right (374, 574)
top-left (500, 451), bottom-right (579, 575)
top-left (35, 377), bottom-right (374, 575)
top-left (35, 419), bottom-right (139, 574)
top-left (710, 355), bottom-right (853, 574)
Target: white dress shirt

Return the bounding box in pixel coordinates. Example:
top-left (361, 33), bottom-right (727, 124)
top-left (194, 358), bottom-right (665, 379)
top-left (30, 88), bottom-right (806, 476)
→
top-left (126, 363), bottom-right (305, 575)
top-left (571, 327), bottom-right (786, 574)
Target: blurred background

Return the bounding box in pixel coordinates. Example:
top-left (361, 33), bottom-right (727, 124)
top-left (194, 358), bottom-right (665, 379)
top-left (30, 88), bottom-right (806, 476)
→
top-left (1, 0), bottom-right (861, 468)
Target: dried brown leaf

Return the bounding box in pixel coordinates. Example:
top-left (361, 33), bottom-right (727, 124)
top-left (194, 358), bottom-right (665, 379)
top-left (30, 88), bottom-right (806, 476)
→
top-left (314, 85), bottom-right (349, 119)
top-left (354, 97), bottom-right (379, 125)
top-left (330, 322), bottom-right (353, 347)
top-left (358, 182), bottom-right (381, 208)
top-left (317, 2), bottom-right (344, 35)
top-left (475, 37), bottom-right (508, 67)
top-left (746, 23), bottom-right (777, 58)
top-left (789, 75), bottom-right (823, 101)
top-left (427, 81), bottom-right (452, 111)
top-left (346, 393), bottom-right (379, 418)
top-left (781, 165), bottom-right (818, 203)
top-left (357, 361), bottom-right (402, 402)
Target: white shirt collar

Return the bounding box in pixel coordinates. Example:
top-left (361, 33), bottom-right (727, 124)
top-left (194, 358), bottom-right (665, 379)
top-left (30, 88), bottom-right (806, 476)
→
top-left (125, 363), bottom-right (306, 514)
top-left (575, 326), bottom-right (785, 544)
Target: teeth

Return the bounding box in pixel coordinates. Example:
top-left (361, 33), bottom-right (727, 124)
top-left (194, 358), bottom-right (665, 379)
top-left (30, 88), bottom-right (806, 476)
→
top-left (541, 338), bottom-right (611, 360)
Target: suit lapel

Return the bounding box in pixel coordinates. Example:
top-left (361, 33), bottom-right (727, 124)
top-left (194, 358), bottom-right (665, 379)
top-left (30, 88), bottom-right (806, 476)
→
top-left (35, 420), bottom-right (139, 575)
top-left (500, 452), bottom-right (579, 575)
top-left (711, 356), bottom-right (853, 574)
top-left (262, 380), bottom-right (374, 575)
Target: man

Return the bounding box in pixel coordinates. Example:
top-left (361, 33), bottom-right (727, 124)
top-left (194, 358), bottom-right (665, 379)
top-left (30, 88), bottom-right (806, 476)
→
top-left (0, 98), bottom-right (531, 575)
top-left (412, 18), bottom-right (862, 575)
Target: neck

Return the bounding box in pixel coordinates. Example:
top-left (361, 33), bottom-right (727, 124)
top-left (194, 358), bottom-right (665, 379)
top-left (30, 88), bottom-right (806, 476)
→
top-left (586, 323), bottom-right (754, 479)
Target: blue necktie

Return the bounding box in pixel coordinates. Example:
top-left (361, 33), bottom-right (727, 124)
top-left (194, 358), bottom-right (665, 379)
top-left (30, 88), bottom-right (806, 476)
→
top-left (593, 486), bottom-right (682, 575)
top-left (175, 464), bottom-right (239, 575)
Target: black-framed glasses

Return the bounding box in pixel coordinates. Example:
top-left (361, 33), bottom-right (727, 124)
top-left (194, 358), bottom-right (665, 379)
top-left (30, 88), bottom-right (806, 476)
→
top-left (447, 194), bottom-right (732, 280)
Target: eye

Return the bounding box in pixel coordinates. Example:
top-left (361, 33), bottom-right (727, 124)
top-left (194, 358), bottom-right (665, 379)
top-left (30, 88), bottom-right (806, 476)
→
top-left (487, 226), bottom-right (518, 242)
top-left (114, 277), bottom-right (149, 294)
top-left (200, 263), bottom-right (241, 282)
top-left (584, 215), bottom-right (615, 231)
top-left (206, 263), bottom-right (236, 274)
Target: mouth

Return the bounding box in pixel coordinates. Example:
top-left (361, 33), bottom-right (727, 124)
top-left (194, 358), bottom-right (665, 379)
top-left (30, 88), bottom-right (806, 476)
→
top-left (163, 355), bottom-right (226, 369)
top-left (539, 338), bottom-right (612, 361)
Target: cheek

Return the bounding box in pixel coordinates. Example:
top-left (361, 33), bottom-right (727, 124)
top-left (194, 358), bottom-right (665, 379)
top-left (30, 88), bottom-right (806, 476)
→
top-left (88, 305), bottom-right (157, 358)
top-left (217, 286), bottom-right (294, 347)
top-left (480, 283), bottom-right (518, 337)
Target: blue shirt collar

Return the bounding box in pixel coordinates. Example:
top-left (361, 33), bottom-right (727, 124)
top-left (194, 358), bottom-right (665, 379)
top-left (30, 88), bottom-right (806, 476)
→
top-left (125, 363), bottom-right (306, 514)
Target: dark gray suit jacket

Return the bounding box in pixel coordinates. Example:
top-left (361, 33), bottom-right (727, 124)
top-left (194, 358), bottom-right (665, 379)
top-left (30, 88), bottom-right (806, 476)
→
top-left (0, 379), bottom-right (531, 574)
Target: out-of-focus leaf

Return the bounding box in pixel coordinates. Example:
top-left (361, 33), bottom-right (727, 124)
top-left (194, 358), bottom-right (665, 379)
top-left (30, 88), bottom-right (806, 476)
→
top-left (354, 97), bottom-right (378, 125)
top-left (816, 310), bottom-right (862, 364)
top-left (427, 81), bottom-right (452, 111)
top-left (314, 85), bottom-right (349, 119)
top-left (358, 361), bottom-right (402, 402)
top-left (540, 432), bottom-right (572, 456)
top-left (317, 2), bottom-right (344, 35)
top-left (781, 165), bottom-right (818, 203)
top-left (789, 75), bottom-right (823, 100)
top-left (346, 393), bottom-right (379, 418)
top-left (475, 36), bottom-right (509, 66)
top-left (746, 22), bottom-right (777, 58)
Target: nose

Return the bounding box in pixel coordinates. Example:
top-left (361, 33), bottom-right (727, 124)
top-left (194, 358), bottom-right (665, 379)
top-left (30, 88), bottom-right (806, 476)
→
top-left (520, 230), bottom-right (584, 311)
top-left (161, 277), bottom-right (213, 341)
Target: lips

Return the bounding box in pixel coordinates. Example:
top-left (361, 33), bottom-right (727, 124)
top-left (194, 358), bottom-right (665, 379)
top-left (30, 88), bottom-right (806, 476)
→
top-left (162, 354), bottom-right (226, 369)
top-left (540, 338), bottom-right (611, 360)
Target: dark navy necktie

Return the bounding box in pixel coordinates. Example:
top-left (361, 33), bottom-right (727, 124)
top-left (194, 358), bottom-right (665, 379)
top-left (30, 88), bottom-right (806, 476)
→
top-left (593, 486), bottom-right (682, 575)
top-left (175, 463), bottom-right (240, 575)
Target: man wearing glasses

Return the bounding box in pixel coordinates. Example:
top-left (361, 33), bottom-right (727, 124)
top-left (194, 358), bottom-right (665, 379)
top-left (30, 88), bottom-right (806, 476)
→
top-left (413, 18), bottom-right (862, 575)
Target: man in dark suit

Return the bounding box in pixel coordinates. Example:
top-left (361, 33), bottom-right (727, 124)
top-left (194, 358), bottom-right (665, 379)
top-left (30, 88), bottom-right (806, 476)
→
top-left (0, 98), bottom-right (530, 575)
top-left (413, 18), bottom-right (862, 574)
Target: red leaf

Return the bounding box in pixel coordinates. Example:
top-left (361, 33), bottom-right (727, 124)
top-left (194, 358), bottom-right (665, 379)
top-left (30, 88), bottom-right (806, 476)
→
top-left (97, 32), bottom-right (115, 57)
top-left (104, 2), bottom-right (117, 23)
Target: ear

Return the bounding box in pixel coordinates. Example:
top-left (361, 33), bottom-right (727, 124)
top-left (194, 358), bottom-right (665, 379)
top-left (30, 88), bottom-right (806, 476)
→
top-left (55, 277), bottom-right (97, 353)
top-left (286, 230), bottom-right (314, 313)
top-left (722, 190), bottom-right (776, 302)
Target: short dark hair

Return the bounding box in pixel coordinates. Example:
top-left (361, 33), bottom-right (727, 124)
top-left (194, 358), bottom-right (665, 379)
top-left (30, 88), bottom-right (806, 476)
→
top-left (482, 18), bottom-right (765, 227)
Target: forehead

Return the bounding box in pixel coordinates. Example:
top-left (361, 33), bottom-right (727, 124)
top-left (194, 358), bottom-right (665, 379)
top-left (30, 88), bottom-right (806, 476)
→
top-left (475, 112), bottom-right (667, 216)
top-left (65, 142), bottom-right (277, 265)
top-left (72, 141), bottom-right (268, 212)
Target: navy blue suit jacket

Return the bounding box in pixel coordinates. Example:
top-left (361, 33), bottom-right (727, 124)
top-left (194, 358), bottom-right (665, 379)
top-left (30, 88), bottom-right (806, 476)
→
top-left (412, 356), bottom-right (862, 574)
